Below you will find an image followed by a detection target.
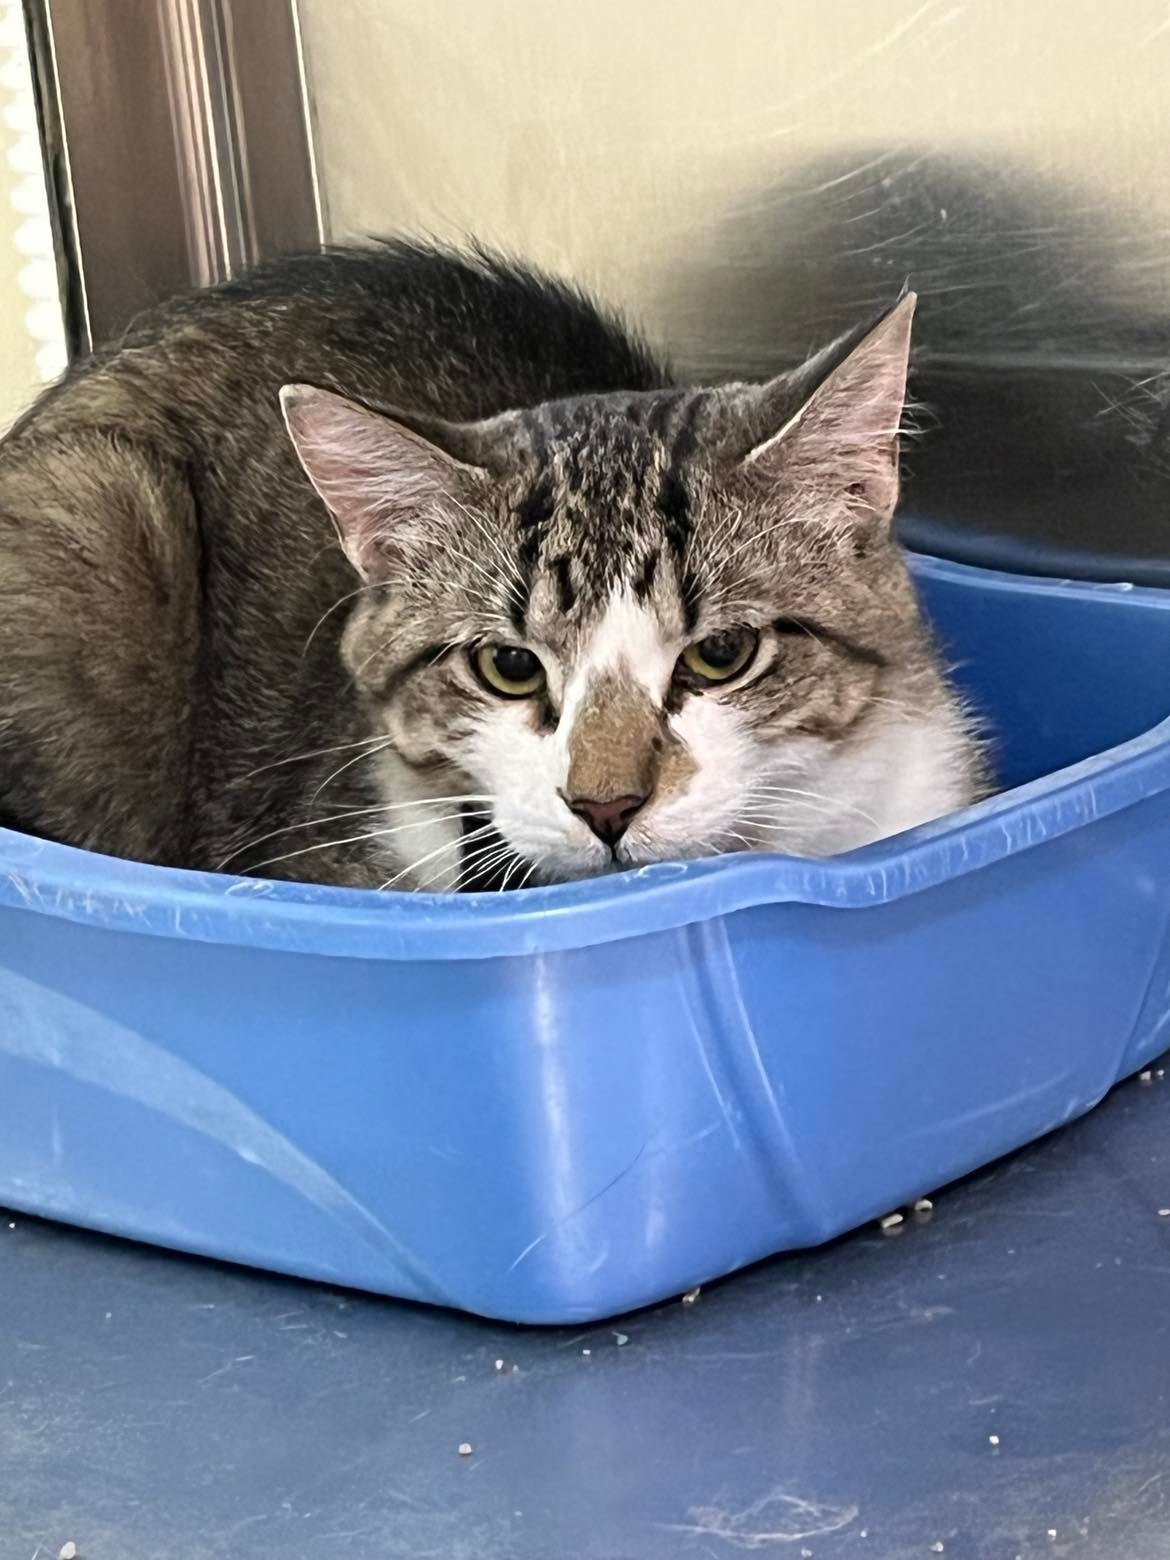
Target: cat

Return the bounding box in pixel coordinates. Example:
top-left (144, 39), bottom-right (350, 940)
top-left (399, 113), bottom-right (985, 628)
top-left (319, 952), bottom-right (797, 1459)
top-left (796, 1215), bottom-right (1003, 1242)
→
top-left (0, 240), bottom-right (982, 891)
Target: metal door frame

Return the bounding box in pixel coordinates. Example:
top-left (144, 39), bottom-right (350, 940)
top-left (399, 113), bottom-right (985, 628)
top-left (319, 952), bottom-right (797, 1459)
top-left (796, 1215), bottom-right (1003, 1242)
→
top-left (24, 0), bottom-right (323, 353)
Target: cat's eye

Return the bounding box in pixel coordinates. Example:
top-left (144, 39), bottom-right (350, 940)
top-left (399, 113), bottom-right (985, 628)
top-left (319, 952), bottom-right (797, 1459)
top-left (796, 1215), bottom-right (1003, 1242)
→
top-left (473, 643), bottom-right (547, 698)
top-left (678, 627), bottom-right (759, 685)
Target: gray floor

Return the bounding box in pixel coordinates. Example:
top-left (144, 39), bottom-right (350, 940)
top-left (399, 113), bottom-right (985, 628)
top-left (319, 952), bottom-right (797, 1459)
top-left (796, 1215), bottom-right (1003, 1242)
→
top-left (3, 1064), bottom-right (1170, 1560)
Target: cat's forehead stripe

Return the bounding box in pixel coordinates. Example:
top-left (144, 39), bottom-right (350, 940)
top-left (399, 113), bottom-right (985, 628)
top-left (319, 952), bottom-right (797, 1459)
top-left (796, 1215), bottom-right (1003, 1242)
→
top-left (504, 390), bottom-right (716, 633)
top-left (632, 549), bottom-right (658, 602)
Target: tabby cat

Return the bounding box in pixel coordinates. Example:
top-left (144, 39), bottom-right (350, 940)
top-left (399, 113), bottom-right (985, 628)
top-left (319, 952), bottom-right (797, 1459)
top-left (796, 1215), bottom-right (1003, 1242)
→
top-left (0, 242), bottom-right (981, 889)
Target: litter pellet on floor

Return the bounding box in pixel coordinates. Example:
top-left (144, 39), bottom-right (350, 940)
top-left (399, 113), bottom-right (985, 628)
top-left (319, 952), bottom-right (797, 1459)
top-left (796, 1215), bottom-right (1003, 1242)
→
top-left (58, 1545), bottom-right (78, 1560)
top-left (682, 1286), bottom-right (701, 1305)
top-left (1140, 1070), bottom-right (1154, 1084)
top-left (879, 1212), bottom-right (904, 1232)
top-left (913, 1197), bottom-right (934, 1215)
top-left (458, 1442), bottom-right (474, 1457)
top-left (614, 1331), bottom-right (629, 1346)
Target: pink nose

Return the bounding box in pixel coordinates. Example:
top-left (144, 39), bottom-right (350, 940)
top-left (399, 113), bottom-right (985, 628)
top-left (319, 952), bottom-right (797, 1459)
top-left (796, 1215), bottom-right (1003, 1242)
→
top-left (567, 793), bottom-right (648, 847)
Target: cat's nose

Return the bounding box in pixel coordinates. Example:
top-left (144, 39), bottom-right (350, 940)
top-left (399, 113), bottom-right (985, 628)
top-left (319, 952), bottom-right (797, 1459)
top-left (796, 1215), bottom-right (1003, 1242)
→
top-left (567, 792), bottom-right (648, 847)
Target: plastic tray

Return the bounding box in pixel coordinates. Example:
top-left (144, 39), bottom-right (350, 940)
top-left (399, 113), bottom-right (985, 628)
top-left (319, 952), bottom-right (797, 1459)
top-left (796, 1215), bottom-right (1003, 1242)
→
top-left (2, 552), bottom-right (1170, 1324)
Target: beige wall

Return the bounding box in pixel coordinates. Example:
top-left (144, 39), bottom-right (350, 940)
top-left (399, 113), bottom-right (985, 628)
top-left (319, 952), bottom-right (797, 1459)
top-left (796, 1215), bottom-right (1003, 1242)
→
top-left (300, 0), bottom-right (1170, 377)
top-left (0, 0), bottom-right (65, 427)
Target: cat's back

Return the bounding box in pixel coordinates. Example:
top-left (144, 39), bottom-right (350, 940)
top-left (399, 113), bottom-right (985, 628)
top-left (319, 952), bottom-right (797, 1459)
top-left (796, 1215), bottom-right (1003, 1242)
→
top-left (178, 240), bottom-right (668, 416)
top-left (8, 242), bottom-right (666, 451)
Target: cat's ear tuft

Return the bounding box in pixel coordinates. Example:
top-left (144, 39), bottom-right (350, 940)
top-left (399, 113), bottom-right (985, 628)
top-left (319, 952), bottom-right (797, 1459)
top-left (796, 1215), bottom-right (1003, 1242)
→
top-left (743, 292), bottom-right (916, 526)
top-left (279, 384), bottom-right (482, 581)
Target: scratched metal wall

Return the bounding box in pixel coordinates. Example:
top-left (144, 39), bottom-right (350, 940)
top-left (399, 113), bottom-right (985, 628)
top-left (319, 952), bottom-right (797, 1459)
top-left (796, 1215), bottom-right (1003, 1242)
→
top-left (302, 0), bottom-right (1170, 575)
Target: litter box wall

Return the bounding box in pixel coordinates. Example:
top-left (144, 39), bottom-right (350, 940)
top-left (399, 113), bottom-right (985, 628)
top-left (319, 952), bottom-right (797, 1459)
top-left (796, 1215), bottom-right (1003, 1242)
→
top-left (2, 799), bottom-right (1170, 1326)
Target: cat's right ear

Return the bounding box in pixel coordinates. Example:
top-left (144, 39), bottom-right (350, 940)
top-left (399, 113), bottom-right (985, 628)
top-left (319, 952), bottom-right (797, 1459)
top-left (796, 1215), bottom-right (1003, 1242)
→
top-left (724, 292), bottom-right (916, 530)
top-left (279, 385), bottom-right (483, 581)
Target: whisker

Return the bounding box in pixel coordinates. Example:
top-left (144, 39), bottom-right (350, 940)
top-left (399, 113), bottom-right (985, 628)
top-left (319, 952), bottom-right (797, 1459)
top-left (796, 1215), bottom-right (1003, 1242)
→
top-left (739, 794), bottom-right (843, 820)
top-left (775, 618), bottom-right (824, 649)
top-left (496, 852), bottom-right (530, 893)
top-left (447, 499), bottom-right (527, 609)
top-left (863, 695), bottom-right (918, 718)
top-left (447, 507), bottom-right (526, 595)
top-left (743, 785), bottom-right (880, 827)
top-left (442, 840), bottom-right (518, 894)
top-left (451, 500), bottom-right (525, 583)
top-left (309, 738), bottom-right (395, 804)
top-left (713, 829), bottom-right (756, 852)
top-left (514, 858), bottom-right (541, 892)
top-left (246, 811), bottom-right (482, 878)
top-left (432, 529), bottom-right (525, 612)
top-left (239, 734), bottom-right (389, 782)
top-left (415, 835), bottom-right (507, 894)
top-left (728, 809), bottom-right (809, 829)
top-left (217, 796), bottom-right (493, 871)
top-left (713, 503), bottom-right (750, 557)
top-left (709, 515), bottom-right (816, 575)
top-left (301, 582), bottom-right (390, 658)
top-left (442, 840), bottom-right (511, 889)
top-left (733, 822), bottom-right (820, 844)
top-left (379, 823), bottom-right (495, 892)
top-left (352, 623), bottom-right (472, 682)
top-left (407, 824), bottom-right (501, 893)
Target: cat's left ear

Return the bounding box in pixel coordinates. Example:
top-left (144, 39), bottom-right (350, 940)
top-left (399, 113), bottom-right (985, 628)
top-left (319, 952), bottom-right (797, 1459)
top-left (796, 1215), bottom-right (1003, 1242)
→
top-left (737, 292), bottom-right (916, 525)
top-left (280, 384), bottom-right (491, 581)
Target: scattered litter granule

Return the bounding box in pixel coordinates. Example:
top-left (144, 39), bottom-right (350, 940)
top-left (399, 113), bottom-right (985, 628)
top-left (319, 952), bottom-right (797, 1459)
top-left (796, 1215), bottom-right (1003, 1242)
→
top-left (614, 1331), bottom-right (629, 1346)
top-left (682, 1287), bottom-right (702, 1306)
top-left (1140, 1070), bottom-right (1154, 1084)
top-left (988, 1434), bottom-right (1000, 1447)
top-left (913, 1197), bottom-right (934, 1215)
top-left (930, 1544), bottom-right (945, 1554)
top-left (879, 1212), bottom-right (904, 1233)
top-left (494, 1359), bottom-right (505, 1371)
top-left (59, 1545), bottom-right (78, 1560)
top-left (458, 1442), bottom-right (474, 1457)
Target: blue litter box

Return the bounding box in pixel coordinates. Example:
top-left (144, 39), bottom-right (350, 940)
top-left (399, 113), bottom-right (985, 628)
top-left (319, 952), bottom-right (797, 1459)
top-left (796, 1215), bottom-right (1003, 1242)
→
top-left (2, 552), bottom-right (1169, 1324)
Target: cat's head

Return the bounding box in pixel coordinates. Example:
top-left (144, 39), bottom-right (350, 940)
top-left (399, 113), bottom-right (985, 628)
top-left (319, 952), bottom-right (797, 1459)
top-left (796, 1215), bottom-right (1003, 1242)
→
top-left (281, 293), bottom-right (970, 886)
